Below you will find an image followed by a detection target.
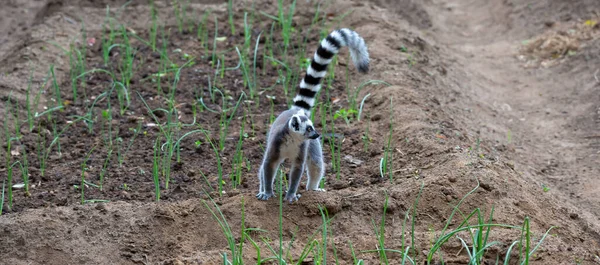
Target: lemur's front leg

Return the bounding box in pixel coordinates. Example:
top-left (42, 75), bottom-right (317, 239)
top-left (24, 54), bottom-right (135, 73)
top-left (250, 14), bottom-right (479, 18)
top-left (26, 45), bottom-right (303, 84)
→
top-left (256, 156), bottom-right (279, 201)
top-left (285, 144), bottom-right (307, 203)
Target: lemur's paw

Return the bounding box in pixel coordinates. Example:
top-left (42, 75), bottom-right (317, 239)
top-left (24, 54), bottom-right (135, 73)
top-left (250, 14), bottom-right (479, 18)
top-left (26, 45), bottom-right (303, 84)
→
top-left (256, 191), bottom-right (275, 201)
top-left (307, 187), bottom-right (326, 192)
top-left (284, 193), bottom-right (301, 203)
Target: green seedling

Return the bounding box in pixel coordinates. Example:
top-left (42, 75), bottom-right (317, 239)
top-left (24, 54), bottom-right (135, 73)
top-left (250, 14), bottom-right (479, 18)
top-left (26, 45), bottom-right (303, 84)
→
top-left (25, 63), bottom-right (47, 132)
top-left (116, 122), bottom-right (142, 166)
top-left (202, 194), bottom-right (256, 264)
top-left (172, 0), bottom-right (190, 34)
top-left (69, 22), bottom-right (88, 103)
top-left (362, 113), bottom-right (372, 152)
top-left (352, 80), bottom-right (390, 120)
top-left (227, 0), bottom-right (235, 35)
top-left (3, 100), bottom-right (18, 209)
top-left (152, 137), bottom-right (161, 201)
top-left (50, 65), bottom-right (63, 108)
top-left (372, 192), bottom-right (390, 264)
top-left (231, 111), bottom-right (246, 188)
top-left (197, 9), bottom-right (212, 50)
top-left (0, 180), bottom-right (5, 215)
top-left (201, 130), bottom-right (223, 194)
top-left (80, 145), bottom-right (97, 204)
top-left (333, 108), bottom-right (358, 125)
top-left (277, 0), bottom-right (296, 55)
top-left (101, 6), bottom-right (117, 66)
top-left (349, 240), bottom-right (364, 264)
top-left (149, 0), bottom-right (158, 51)
top-left (542, 184), bottom-right (550, 192)
top-left (211, 15), bottom-right (219, 68)
top-left (455, 206), bottom-right (499, 265)
top-left (381, 97), bottom-right (394, 181)
top-left (99, 148), bottom-right (113, 191)
top-left (19, 144), bottom-right (30, 196)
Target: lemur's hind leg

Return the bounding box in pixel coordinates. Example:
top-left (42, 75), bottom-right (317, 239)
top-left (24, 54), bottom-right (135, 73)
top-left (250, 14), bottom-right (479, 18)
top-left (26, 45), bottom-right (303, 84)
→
top-left (306, 139), bottom-right (325, 191)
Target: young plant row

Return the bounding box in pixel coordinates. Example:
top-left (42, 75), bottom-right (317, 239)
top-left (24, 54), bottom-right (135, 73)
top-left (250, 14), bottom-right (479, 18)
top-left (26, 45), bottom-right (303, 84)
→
top-left (0, 0), bottom-right (390, 213)
top-left (204, 178), bottom-right (553, 265)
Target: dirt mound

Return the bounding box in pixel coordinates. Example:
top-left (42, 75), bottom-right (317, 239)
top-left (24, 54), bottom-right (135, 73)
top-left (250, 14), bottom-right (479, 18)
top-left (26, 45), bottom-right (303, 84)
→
top-left (1, 0), bottom-right (599, 264)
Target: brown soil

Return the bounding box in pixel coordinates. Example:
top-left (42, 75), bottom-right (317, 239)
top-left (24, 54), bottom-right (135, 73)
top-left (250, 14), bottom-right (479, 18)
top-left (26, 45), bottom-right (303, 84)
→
top-left (1, 0), bottom-right (599, 264)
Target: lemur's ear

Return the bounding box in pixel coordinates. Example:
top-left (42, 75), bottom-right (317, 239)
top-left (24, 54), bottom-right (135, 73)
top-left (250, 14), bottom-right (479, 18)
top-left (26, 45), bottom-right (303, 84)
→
top-left (290, 116), bottom-right (300, 131)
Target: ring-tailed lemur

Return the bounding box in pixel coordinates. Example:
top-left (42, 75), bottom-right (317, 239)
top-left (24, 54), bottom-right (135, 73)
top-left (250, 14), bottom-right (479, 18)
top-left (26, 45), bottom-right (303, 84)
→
top-left (256, 28), bottom-right (370, 203)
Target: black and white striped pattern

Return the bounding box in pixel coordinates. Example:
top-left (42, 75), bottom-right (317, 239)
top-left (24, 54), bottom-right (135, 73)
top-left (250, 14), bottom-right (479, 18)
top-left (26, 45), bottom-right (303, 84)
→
top-left (292, 28), bottom-right (370, 113)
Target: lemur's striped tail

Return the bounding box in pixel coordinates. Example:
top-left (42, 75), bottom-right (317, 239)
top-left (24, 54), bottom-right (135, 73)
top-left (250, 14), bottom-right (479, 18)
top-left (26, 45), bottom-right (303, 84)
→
top-left (292, 28), bottom-right (370, 113)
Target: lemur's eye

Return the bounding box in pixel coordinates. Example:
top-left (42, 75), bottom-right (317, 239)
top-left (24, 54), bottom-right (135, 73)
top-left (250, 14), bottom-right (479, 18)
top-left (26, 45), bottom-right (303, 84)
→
top-left (307, 127), bottom-right (312, 132)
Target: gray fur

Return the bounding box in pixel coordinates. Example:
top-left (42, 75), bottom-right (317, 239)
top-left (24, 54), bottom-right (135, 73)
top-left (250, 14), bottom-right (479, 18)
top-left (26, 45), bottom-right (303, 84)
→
top-left (257, 28), bottom-right (369, 203)
top-left (256, 109), bottom-right (324, 203)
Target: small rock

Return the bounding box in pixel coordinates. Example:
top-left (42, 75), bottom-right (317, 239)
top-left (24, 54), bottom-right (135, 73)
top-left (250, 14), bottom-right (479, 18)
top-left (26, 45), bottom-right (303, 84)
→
top-left (343, 155), bottom-right (364, 167)
top-left (506, 161), bottom-right (515, 170)
top-left (448, 175), bottom-right (457, 183)
top-left (480, 182), bottom-right (493, 191)
top-left (371, 114), bottom-right (382, 121)
top-left (445, 195), bottom-right (453, 202)
top-left (95, 203), bottom-right (108, 213)
top-left (228, 189), bottom-right (240, 197)
top-left (186, 169), bottom-right (195, 176)
top-left (172, 185), bottom-right (185, 194)
top-left (342, 200), bottom-right (352, 208)
top-left (121, 191), bottom-right (132, 200)
top-left (181, 174), bottom-right (190, 182)
top-left (370, 149), bottom-right (380, 157)
top-left (569, 213), bottom-right (578, 219)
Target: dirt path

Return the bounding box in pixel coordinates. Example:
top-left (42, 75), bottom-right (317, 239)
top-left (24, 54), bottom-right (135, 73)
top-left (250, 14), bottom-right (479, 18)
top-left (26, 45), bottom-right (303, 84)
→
top-left (426, 0), bottom-right (600, 235)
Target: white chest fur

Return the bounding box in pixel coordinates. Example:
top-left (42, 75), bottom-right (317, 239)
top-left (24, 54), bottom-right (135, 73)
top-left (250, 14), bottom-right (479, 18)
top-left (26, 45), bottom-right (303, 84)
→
top-left (279, 137), bottom-right (306, 160)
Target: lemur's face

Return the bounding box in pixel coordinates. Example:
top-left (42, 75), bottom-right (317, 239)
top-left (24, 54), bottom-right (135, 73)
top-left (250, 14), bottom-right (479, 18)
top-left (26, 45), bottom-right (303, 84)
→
top-left (289, 114), bottom-right (320, 140)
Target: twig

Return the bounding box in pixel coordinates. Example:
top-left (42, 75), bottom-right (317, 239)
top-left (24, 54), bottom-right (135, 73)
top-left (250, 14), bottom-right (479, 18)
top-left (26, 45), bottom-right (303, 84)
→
top-left (345, 193), bottom-right (365, 198)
